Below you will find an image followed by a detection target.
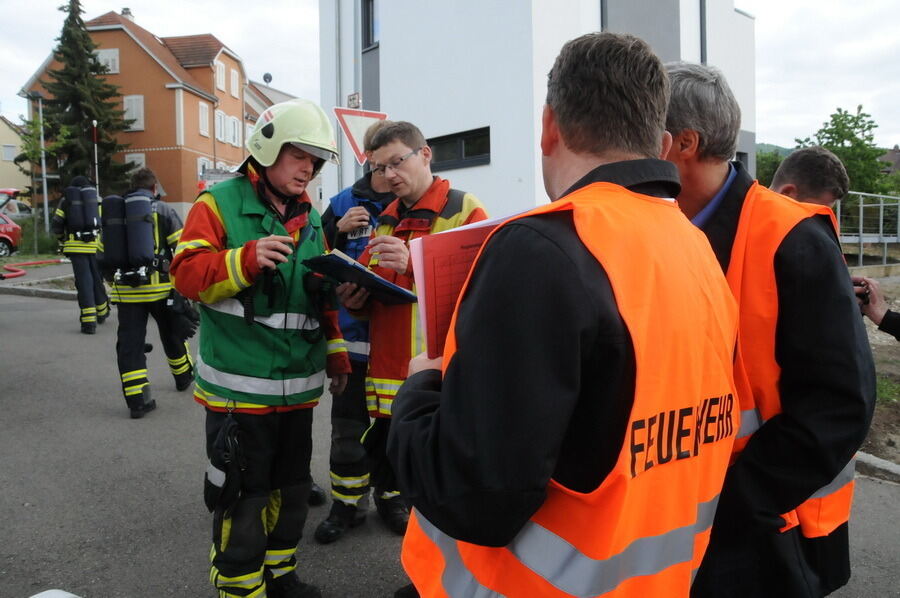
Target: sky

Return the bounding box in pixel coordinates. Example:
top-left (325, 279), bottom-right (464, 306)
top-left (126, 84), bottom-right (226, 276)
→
top-left (1, 0), bottom-right (898, 150)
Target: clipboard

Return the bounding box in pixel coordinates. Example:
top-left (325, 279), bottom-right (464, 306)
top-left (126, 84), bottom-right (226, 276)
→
top-left (303, 249), bottom-right (417, 305)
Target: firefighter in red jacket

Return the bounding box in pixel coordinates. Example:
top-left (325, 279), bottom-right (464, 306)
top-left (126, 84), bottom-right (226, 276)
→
top-left (338, 121), bottom-right (487, 538)
top-left (663, 62), bottom-right (875, 597)
top-left (386, 33), bottom-right (740, 598)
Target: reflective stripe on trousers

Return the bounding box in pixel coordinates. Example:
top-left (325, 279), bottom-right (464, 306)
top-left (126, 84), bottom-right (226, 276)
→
top-left (416, 495), bottom-right (720, 597)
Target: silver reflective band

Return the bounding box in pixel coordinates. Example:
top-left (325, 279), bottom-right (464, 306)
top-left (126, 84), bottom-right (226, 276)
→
top-left (204, 298), bottom-right (320, 330)
top-left (809, 457), bottom-right (856, 499)
top-left (197, 356), bottom-right (326, 397)
top-left (345, 340), bottom-right (370, 356)
top-left (737, 408), bottom-right (762, 439)
top-left (418, 494), bottom-right (720, 598)
top-left (206, 462), bottom-right (226, 488)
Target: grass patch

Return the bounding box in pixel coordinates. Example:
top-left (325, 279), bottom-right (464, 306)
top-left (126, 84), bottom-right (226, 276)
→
top-left (876, 374), bottom-right (900, 404)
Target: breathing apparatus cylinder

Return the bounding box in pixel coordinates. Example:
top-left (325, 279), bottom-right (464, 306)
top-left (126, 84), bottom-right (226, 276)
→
top-left (125, 193), bottom-right (155, 268)
top-left (101, 194), bottom-right (129, 269)
top-left (64, 185), bottom-right (101, 240)
top-left (64, 186), bottom-right (86, 233)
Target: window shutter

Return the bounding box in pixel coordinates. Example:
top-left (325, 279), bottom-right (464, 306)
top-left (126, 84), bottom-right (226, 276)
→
top-left (125, 95), bottom-right (144, 131)
top-left (199, 103), bottom-right (209, 136)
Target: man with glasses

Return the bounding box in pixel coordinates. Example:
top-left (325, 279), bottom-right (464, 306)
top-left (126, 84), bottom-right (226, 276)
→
top-left (338, 120), bottom-right (487, 538)
top-left (314, 119), bottom-right (397, 545)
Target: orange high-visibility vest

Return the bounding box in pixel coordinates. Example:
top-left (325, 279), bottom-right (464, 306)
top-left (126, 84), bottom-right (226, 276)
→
top-left (402, 182), bottom-right (740, 597)
top-left (725, 183), bottom-right (854, 538)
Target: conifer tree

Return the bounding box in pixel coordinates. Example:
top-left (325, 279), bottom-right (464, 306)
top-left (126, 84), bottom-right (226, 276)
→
top-left (40, 0), bottom-right (132, 193)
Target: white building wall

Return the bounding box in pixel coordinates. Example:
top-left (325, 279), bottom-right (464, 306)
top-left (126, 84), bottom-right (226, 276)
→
top-left (320, 0), bottom-right (757, 214)
top-left (706, 5), bottom-right (755, 134)
top-left (377, 2), bottom-right (536, 218)
top-left (529, 0), bottom-right (601, 210)
top-left (679, 0), bottom-right (702, 62)
top-left (319, 0), bottom-right (362, 204)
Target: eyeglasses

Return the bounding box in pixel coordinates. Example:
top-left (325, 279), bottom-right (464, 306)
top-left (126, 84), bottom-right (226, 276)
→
top-left (371, 147), bottom-right (422, 176)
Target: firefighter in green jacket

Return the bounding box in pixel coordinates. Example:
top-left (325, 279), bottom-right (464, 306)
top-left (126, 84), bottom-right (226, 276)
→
top-left (170, 98), bottom-right (350, 598)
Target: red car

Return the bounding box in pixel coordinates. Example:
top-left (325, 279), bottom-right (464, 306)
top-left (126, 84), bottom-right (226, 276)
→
top-left (0, 211), bottom-right (22, 256)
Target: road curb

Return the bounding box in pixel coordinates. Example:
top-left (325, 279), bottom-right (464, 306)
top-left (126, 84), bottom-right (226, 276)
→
top-left (0, 284), bottom-right (77, 301)
top-left (857, 451), bottom-right (900, 484)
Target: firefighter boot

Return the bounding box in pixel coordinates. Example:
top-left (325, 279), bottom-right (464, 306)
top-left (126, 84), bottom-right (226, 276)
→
top-left (307, 481), bottom-right (326, 506)
top-left (265, 570), bottom-right (321, 598)
top-left (81, 322), bottom-right (96, 335)
top-left (126, 386), bottom-right (157, 419)
top-left (174, 366), bottom-right (194, 391)
top-left (314, 501), bottom-right (367, 544)
top-left (375, 496), bottom-right (409, 536)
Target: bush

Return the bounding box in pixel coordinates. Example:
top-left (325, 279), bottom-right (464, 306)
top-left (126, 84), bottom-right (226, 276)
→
top-left (17, 211), bottom-right (61, 255)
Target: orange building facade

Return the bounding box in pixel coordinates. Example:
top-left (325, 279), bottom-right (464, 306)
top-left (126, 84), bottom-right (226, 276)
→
top-left (23, 9), bottom-right (265, 217)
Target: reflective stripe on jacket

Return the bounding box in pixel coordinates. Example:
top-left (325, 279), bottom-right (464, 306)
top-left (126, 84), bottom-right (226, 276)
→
top-left (402, 182), bottom-right (740, 597)
top-left (361, 177), bottom-right (487, 417)
top-left (726, 183), bottom-right (853, 538)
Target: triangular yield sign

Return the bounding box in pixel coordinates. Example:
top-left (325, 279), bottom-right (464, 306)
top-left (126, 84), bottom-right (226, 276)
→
top-left (333, 107), bottom-right (389, 165)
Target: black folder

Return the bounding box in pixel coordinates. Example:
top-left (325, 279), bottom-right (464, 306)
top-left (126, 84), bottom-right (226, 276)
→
top-left (303, 249), bottom-right (417, 305)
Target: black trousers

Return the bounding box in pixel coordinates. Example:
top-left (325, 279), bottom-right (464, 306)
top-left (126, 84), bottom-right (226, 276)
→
top-left (68, 253), bottom-right (109, 325)
top-left (115, 300), bottom-right (189, 399)
top-left (328, 359), bottom-right (371, 507)
top-left (206, 408), bottom-right (314, 596)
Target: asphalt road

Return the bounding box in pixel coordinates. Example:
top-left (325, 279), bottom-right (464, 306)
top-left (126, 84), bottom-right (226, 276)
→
top-left (1, 291), bottom-right (898, 597)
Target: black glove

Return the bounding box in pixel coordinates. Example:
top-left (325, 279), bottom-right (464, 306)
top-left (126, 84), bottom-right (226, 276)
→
top-left (168, 291), bottom-right (200, 341)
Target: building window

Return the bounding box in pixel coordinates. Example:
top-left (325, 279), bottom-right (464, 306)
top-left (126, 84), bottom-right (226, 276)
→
top-left (362, 0), bottom-right (379, 49)
top-left (216, 161), bottom-right (227, 170)
top-left (95, 48), bottom-right (119, 73)
top-left (197, 157), bottom-right (212, 178)
top-left (246, 123), bottom-right (254, 143)
top-left (428, 127), bottom-right (490, 172)
top-left (2, 145), bottom-right (16, 161)
top-left (124, 95), bottom-right (144, 131)
top-left (215, 61), bottom-right (225, 90)
top-left (215, 110), bottom-right (226, 142)
top-left (125, 153), bottom-right (146, 171)
top-left (231, 69), bottom-right (240, 98)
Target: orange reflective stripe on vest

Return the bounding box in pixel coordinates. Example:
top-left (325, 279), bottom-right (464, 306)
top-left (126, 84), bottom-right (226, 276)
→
top-left (725, 183), bottom-right (853, 537)
top-left (403, 182), bottom-right (740, 597)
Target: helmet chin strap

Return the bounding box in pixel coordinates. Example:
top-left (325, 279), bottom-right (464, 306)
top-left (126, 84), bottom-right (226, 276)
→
top-left (258, 167), bottom-right (300, 204)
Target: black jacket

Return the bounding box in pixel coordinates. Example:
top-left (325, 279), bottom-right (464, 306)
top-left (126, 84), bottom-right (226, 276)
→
top-left (387, 159), bottom-right (681, 546)
top-left (691, 164), bottom-right (875, 598)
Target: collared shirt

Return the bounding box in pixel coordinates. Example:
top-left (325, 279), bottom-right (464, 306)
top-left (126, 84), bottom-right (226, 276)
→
top-left (691, 163), bottom-right (737, 228)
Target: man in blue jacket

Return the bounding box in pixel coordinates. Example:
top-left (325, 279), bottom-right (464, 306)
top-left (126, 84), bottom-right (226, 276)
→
top-left (315, 120), bottom-right (396, 543)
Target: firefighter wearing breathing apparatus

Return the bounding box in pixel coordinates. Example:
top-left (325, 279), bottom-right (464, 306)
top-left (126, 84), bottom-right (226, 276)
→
top-left (51, 175), bottom-right (110, 334)
top-left (100, 167), bottom-right (194, 419)
top-left (170, 98), bottom-right (351, 598)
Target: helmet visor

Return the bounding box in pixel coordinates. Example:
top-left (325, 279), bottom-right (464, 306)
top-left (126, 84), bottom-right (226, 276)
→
top-left (290, 142), bottom-right (339, 165)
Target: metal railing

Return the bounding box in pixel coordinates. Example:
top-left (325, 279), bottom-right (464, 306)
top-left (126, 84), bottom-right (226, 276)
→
top-left (835, 192), bottom-right (900, 266)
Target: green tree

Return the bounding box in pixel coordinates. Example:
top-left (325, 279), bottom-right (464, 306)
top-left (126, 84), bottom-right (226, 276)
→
top-left (755, 149), bottom-right (783, 187)
top-left (796, 105), bottom-right (885, 194)
top-left (39, 0), bottom-right (132, 193)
